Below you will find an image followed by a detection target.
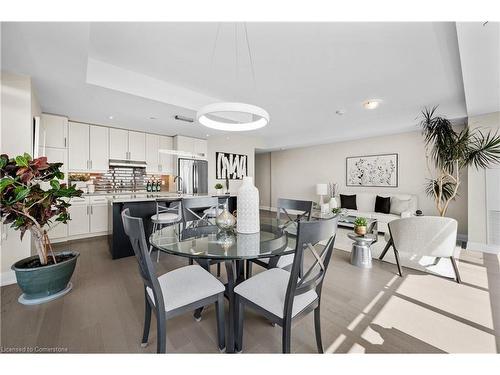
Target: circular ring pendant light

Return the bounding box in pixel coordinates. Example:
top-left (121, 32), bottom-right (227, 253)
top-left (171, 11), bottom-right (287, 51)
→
top-left (197, 102), bottom-right (269, 131)
top-left (197, 23), bottom-right (269, 132)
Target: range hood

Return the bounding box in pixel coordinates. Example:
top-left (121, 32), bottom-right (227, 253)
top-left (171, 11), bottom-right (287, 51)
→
top-left (109, 159), bottom-right (147, 168)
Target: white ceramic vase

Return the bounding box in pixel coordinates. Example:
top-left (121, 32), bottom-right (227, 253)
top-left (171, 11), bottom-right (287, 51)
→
top-left (329, 197), bottom-right (338, 210)
top-left (236, 177), bottom-right (260, 234)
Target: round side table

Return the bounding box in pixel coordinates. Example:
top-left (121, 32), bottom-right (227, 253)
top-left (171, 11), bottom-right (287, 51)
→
top-left (347, 233), bottom-right (377, 268)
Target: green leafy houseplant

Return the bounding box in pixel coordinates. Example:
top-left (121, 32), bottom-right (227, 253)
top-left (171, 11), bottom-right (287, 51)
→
top-left (353, 217), bottom-right (367, 227)
top-left (420, 107), bottom-right (500, 216)
top-left (0, 153), bottom-right (83, 266)
top-left (214, 183), bottom-right (224, 190)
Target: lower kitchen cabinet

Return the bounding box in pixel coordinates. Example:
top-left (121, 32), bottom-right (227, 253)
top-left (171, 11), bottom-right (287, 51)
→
top-left (68, 198), bottom-right (90, 236)
top-left (64, 196), bottom-right (110, 240)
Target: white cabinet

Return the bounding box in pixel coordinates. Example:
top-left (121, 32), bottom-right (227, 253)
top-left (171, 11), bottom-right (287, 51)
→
top-left (68, 121), bottom-right (90, 171)
top-left (193, 138), bottom-right (208, 157)
top-left (109, 128), bottom-right (145, 161)
top-left (89, 197), bottom-right (109, 233)
top-left (40, 114), bottom-right (68, 149)
top-left (109, 128), bottom-right (129, 160)
top-left (68, 122), bottom-right (109, 172)
top-left (174, 135), bottom-right (207, 158)
top-left (89, 125), bottom-right (109, 171)
top-left (47, 220), bottom-right (68, 241)
top-left (128, 131), bottom-right (146, 161)
top-left (145, 133), bottom-right (160, 173)
top-left (67, 196), bottom-right (109, 238)
top-left (68, 197), bottom-right (90, 236)
top-left (159, 136), bottom-right (174, 174)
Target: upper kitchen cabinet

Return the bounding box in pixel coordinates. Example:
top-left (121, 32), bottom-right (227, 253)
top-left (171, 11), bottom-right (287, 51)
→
top-left (145, 133), bottom-right (160, 173)
top-left (109, 128), bottom-right (129, 160)
top-left (174, 135), bottom-right (207, 158)
top-left (40, 113), bottom-right (68, 149)
top-left (128, 131), bottom-right (146, 161)
top-left (89, 125), bottom-right (109, 171)
top-left (68, 122), bottom-right (109, 172)
top-left (159, 135), bottom-right (174, 174)
top-left (68, 121), bottom-right (90, 171)
top-left (109, 128), bottom-right (146, 161)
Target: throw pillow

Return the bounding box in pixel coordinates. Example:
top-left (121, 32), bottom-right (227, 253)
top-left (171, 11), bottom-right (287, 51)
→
top-left (375, 195), bottom-right (391, 214)
top-left (390, 197), bottom-right (412, 215)
top-left (340, 194), bottom-right (357, 210)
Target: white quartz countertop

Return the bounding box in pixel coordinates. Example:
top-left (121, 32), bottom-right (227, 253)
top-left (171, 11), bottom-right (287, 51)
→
top-left (104, 192), bottom-right (236, 203)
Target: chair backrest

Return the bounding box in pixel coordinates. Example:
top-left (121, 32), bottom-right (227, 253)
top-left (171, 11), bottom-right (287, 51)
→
top-left (155, 199), bottom-right (181, 218)
top-left (388, 216), bottom-right (457, 257)
top-left (276, 198), bottom-right (313, 229)
top-left (284, 216), bottom-right (339, 318)
top-left (181, 197), bottom-right (220, 224)
top-left (121, 208), bottom-right (165, 308)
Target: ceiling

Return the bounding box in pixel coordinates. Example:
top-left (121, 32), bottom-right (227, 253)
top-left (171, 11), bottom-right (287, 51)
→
top-left (1, 22), bottom-right (486, 150)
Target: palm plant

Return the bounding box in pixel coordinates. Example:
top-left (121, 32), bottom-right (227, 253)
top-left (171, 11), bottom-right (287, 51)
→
top-left (420, 106), bottom-right (500, 216)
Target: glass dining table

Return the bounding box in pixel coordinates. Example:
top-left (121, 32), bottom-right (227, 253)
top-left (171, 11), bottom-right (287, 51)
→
top-left (149, 217), bottom-right (291, 353)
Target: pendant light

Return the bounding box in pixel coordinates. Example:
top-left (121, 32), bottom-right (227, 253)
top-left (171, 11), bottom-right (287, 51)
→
top-left (196, 23), bottom-right (269, 132)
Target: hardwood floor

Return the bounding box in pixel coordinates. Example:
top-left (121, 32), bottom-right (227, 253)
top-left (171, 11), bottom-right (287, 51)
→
top-left (1, 213), bottom-right (500, 353)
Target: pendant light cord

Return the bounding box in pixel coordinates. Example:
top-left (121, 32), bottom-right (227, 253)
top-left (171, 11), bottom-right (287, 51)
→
top-left (244, 22), bottom-right (257, 91)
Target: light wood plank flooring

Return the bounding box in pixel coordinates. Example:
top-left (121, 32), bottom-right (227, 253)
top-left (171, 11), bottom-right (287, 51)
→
top-left (1, 214), bottom-right (499, 353)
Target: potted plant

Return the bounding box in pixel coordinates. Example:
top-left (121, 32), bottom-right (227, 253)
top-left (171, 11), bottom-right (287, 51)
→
top-left (420, 107), bottom-right (500, 216)
top-left (214, 183), bottom-right (224, 196)
top-left (353, 217), bottom-right (368, 236)
top-left (0, 153), bottom-right (83, 304)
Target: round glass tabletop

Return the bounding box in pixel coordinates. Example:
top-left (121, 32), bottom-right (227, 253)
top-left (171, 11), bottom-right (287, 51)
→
top-left (149, 217), bottom-right (290, 260)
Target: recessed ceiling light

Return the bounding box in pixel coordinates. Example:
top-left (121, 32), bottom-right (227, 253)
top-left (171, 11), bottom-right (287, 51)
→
top-left (363, 100), bottom-right (381, 110)
top-left (206, 134), bottom-right (210, 137)
top-left (149, 116), bottom-right (157, 120)
top-left (108, 115), bottom-right (114, 120)
top-left (336, 109), bottom-right (346, 116)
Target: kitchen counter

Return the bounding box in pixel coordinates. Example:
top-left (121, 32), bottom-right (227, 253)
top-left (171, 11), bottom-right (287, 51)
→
top-left (108, 193), bottom-right (237, 259)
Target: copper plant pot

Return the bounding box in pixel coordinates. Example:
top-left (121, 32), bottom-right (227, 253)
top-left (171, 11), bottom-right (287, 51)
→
top-left (354, 226), bottom-right (367, 236)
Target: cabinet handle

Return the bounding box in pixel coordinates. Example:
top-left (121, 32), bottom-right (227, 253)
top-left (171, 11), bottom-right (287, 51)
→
top-left (86, 206), bottom-right (89, 215)
top-left (90, 160), bottom-right (92, 170)
top-left (64, 137), bottom-right (67, 148)
top-left (159, 164), bottom-right (162, 172)
top-left (91, 206), bottom-right (93, 215)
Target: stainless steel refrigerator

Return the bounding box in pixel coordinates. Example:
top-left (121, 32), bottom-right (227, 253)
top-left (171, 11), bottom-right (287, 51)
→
top-left (177, 158), bottom-right (208, 194)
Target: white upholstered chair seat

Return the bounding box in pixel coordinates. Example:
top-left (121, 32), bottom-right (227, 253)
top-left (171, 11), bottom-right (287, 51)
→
top-left (146, 265), bottom-right (225, 312)
top-left (234, 268), bottom-right (318, 318)
top-left (150, 212), bottom-right (181, 224)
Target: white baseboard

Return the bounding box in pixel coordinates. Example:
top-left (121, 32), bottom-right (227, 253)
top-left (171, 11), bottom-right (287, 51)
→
top-left (1, 270), bottom-right (17, 287)
top-left (466, 241), bottom-right (500, 254)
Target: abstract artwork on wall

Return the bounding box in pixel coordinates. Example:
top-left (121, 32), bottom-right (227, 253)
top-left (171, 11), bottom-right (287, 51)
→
top-left (216, 152), bottom-right (248, 180)
top-left (346, 153), bottom-right (398, 187)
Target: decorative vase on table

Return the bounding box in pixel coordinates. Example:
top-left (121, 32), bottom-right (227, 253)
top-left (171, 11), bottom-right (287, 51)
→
top-left (328, 197), bottom-right (338, 210)
top-left (215, 208), bottom-right (237, 230)
top-left (236, 177), bottom-right (260, 234)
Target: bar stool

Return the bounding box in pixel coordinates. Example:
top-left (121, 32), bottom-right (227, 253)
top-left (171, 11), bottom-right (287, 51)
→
top-left (149, 199), bottom-right (182, 262)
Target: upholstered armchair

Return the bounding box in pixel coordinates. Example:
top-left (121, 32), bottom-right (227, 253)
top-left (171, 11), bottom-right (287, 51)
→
top-left (379, 216), bottom-right (461, 283)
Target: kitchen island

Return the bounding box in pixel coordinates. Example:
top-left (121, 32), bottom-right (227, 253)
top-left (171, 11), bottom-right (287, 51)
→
top-left (108, 193), bottom-right (237, 259)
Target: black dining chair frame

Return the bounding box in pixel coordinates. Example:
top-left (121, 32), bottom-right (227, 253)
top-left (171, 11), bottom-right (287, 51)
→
top-left (236, 216), bottom-right (339, 353)
top-left (121, 208), bottom-right (225, 353)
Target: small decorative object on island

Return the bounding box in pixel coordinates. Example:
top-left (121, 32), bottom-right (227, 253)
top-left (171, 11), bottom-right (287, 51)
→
top-left (328, 182), bottom-right (338, 209)
top-left (236, 176), bottom-right (260, 234)
top-left (214, 183), bottom-right (224, 196)
top-left (316, 183), bottom-right (328, 206)
top-left (353, 217), bottom-right (368, 236)
top-left (215, 207), bottom-right (236, 230)
top-left (0, 153), bottom-right (83, 305)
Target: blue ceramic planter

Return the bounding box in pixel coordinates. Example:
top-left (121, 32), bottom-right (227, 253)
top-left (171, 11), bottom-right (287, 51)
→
top-left (12, 251), bottom-right (79, 303)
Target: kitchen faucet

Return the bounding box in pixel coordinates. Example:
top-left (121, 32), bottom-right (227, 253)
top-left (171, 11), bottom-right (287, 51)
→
top-left (173, 175), bottom-right (183, 195)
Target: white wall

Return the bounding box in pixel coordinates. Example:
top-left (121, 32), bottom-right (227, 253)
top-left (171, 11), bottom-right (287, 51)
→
top-left (255, 152), bottom-right (271, 207)
top-left (264, 129), bottom-right (468, 235)
top-left (206, 134), bottom-right (263, 195)
top-left (467, 112), bottom-right (500, 252)
top-left (0, 72), bottom-right (37, 285)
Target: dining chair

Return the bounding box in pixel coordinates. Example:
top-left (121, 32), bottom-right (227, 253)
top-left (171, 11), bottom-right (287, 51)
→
top-left (121, 208), bottom-right (226, 353)
top-left (149, 199), bottom-right (182, 262)
top-left (246, 198), bottom-right (313, 278)
top-left (380, 216), bottom-right (461, 283)
top-left (181, 196), bottom-right (224, 276)
top-left (234, 216), bottom-right (339, 353)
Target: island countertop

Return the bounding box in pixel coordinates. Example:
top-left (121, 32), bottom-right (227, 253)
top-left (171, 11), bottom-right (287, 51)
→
top-left (108, 192), bottom-right (236, 203)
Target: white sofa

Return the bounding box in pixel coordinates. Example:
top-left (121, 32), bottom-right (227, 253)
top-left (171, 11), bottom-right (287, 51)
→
top-left (340, 192), bottom-right (418, 232)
